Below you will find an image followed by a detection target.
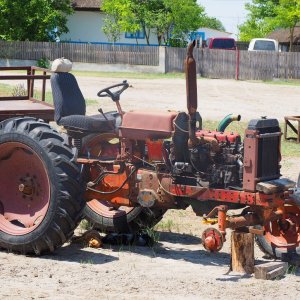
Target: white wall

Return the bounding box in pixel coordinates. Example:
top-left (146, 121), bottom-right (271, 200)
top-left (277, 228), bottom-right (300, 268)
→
top-left (61, 11), bottom-right (159, 45)
top-left (197, 28), bottom-right (234, 40)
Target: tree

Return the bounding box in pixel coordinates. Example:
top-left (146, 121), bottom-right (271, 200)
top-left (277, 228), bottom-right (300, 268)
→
top-left (102, 16), bottom-right (122, 43)
top-left (238, 18), bottom-right (272, 41)
top-left (0, 0), bottom-right (73, 41)
top-left (162, 0), bottom-right (205, 43)
top-left (268, 0), bottom-right (300, 51)
top-left (238, 0), bottom-right (279, 41)
top-left (239, 0), bottom-right (300, 50)
top-left (102, 0), bottom-right (205, 45)
top-left (201, 16), bottom-right (225, 32)
top-left (102, 0), bottom-right (144, 44)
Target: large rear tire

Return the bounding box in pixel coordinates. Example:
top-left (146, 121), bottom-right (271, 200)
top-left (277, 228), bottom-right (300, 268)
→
top-left (0, 117), bottom-right (84, 255)
top-left (82, 133), bottom-right (165, 233)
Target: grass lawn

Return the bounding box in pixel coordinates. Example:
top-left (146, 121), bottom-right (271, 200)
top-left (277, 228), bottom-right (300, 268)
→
top-left (0, 82), bottom-right (98, 106)
top-left (71, 70), bottom-right (185, 80)
top-left (0, 82), bottom-right (15, 96)
top-left (262, 79), bottom-right (300, 86)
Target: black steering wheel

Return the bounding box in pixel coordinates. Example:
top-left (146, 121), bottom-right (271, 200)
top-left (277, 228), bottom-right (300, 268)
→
top-left (97, 80), bottom-right (129, 102)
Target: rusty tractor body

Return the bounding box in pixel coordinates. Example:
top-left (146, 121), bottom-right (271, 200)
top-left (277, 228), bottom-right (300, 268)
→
top-left (0, 42), bottom-right (299, 260)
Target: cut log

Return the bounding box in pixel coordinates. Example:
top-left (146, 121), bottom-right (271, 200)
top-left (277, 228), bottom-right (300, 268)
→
top-left (254, 261), bottom-right (288, 280)
top-left (231, 231), bottom-right (254, 274)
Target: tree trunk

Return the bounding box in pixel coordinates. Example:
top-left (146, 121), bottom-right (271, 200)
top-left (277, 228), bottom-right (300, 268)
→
top-left (231, 231), bottom-right (254, 274)
top-left (142, 25), bottom-right (150, 45)
top-left (146, 28), bottom-right (150, 45)
top-left (289, 26), bottom-right (295, 52)
top-left (157, 33), bottom-right (162, 46)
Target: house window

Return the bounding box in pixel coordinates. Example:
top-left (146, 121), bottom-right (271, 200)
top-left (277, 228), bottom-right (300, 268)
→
top-left (190, 31), bottom-right (205, 41)
top-left (125, 30), bottom-right (145, 39)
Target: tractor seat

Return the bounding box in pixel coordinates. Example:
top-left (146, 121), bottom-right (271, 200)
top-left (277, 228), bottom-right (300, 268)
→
top-left (58, 114), bottom-right (115, 132)
top-left (51, 67), bottom-right (115, 133)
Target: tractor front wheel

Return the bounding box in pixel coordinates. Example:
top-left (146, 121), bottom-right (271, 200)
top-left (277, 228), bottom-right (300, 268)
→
top-left (0, 117), bottom-right (84, 255)
top-left (255, 204), bottom-right (300, 259)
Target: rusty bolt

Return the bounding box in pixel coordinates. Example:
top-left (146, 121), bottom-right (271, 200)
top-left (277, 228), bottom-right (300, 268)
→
top-left (19, 184), bottom-right (33, 196)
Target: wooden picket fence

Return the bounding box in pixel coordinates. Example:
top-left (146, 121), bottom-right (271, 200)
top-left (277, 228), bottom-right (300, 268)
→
top-left (0, 41), bottom-right (300, 80)
top-left (0, 41), bottom-right (159, 66)
top-left (166, 47), bottom-right (300, 80)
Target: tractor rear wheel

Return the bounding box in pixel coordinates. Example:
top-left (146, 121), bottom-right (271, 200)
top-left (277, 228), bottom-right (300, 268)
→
top-left (82, 133), bottom-right (165, 233)
top-left (255, 204), bottom-right (300, 259)
top-left (0, 117), bottom-right (84, 255)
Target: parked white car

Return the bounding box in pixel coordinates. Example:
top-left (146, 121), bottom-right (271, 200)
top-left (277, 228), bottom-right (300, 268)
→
top-left (248, 38), bottom-right (279, 52)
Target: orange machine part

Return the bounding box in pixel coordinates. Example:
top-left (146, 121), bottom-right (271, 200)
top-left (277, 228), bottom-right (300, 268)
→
top-left (146, 139), bottom-right (163, 161)
top-left (84, 165), bottom-right (133, 206)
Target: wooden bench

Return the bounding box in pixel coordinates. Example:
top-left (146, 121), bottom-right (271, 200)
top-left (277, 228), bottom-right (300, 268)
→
top-left (284, 116), bottom-right (300, 143)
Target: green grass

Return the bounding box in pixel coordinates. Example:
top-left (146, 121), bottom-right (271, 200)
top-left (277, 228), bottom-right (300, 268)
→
top-left (155, 219), bottom-right (176, 232)
top-left (67, 71), bottom-right (300, 86)
top-left (261, 79), bottom-right (300, 86)
top-left (80, 259), bottom-right (94, 265)
top-left (2, 69), bottom-right (300, 86)
top-left (0, 83), bottom-right (98, 106)
top-left (71, 70), bottom-right (185, 80)
top-left (0, 83), bottom-right (15, 96)
top-left (79, 220), bottom-right (93, 231)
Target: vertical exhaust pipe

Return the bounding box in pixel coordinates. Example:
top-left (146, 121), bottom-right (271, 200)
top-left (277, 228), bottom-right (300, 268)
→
top-left (185, 41), bottom-right (199, 147)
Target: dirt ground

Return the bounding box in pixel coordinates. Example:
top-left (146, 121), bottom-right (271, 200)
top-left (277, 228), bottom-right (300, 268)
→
top-left (0, 76), bottom-right (300, 299)
top-left (76, 76), bottom-right (300, 122)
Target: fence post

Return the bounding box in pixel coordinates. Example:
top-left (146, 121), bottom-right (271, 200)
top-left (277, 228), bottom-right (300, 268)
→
top-left (235, 49), bottom-right (240, 80)
top-left (158, 46), bottom-right (166, 73)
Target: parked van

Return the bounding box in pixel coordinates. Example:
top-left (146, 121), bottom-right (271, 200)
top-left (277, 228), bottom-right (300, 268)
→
top-left (248, 38), bottom-right (279, 52)
top-left (206, 38), bottom-right (237, 50)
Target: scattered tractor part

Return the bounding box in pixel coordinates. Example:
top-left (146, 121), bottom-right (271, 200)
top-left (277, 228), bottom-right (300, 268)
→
top-left (71, 230), bottom-right (103, 248)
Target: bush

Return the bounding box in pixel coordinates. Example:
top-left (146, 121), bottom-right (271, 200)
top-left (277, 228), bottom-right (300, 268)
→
top-left (37, 57), bottom-right (50, 69)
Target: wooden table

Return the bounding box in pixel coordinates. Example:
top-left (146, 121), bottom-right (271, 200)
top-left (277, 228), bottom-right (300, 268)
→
top-left (284, 116), bottom-right (300, 143)
top-left (0, 99), bottom-right (54, 122)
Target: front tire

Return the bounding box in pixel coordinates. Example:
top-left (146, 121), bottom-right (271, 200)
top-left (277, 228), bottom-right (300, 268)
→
top-left (255, 205), bottom-right (300, 259)
top-left (0, 117), bottom-right (84, 255)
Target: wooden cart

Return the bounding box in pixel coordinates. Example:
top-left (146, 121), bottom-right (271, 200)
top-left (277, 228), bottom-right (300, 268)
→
top-left (0, 66), bottom-right (54, 122)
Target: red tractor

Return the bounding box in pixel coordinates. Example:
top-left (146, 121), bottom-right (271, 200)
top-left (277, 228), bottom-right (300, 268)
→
top-left (0, 42), bottom-right (299, 260)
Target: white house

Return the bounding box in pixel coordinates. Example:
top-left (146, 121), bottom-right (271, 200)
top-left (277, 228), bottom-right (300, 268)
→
top-left (190, 28), bottom-right (234, 45)
top-left (61, 0), bottom-right (159, 45)
top-left (61, 1), bottom-right (234, 45)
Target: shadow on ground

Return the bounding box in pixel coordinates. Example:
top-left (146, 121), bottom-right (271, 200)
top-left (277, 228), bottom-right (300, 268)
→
top-left (158, 231), bottom-right (202, 245)
top-left (40, 243), bottom-right (119, 265)
top-left (102, 230), bottom-right (231, 267)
